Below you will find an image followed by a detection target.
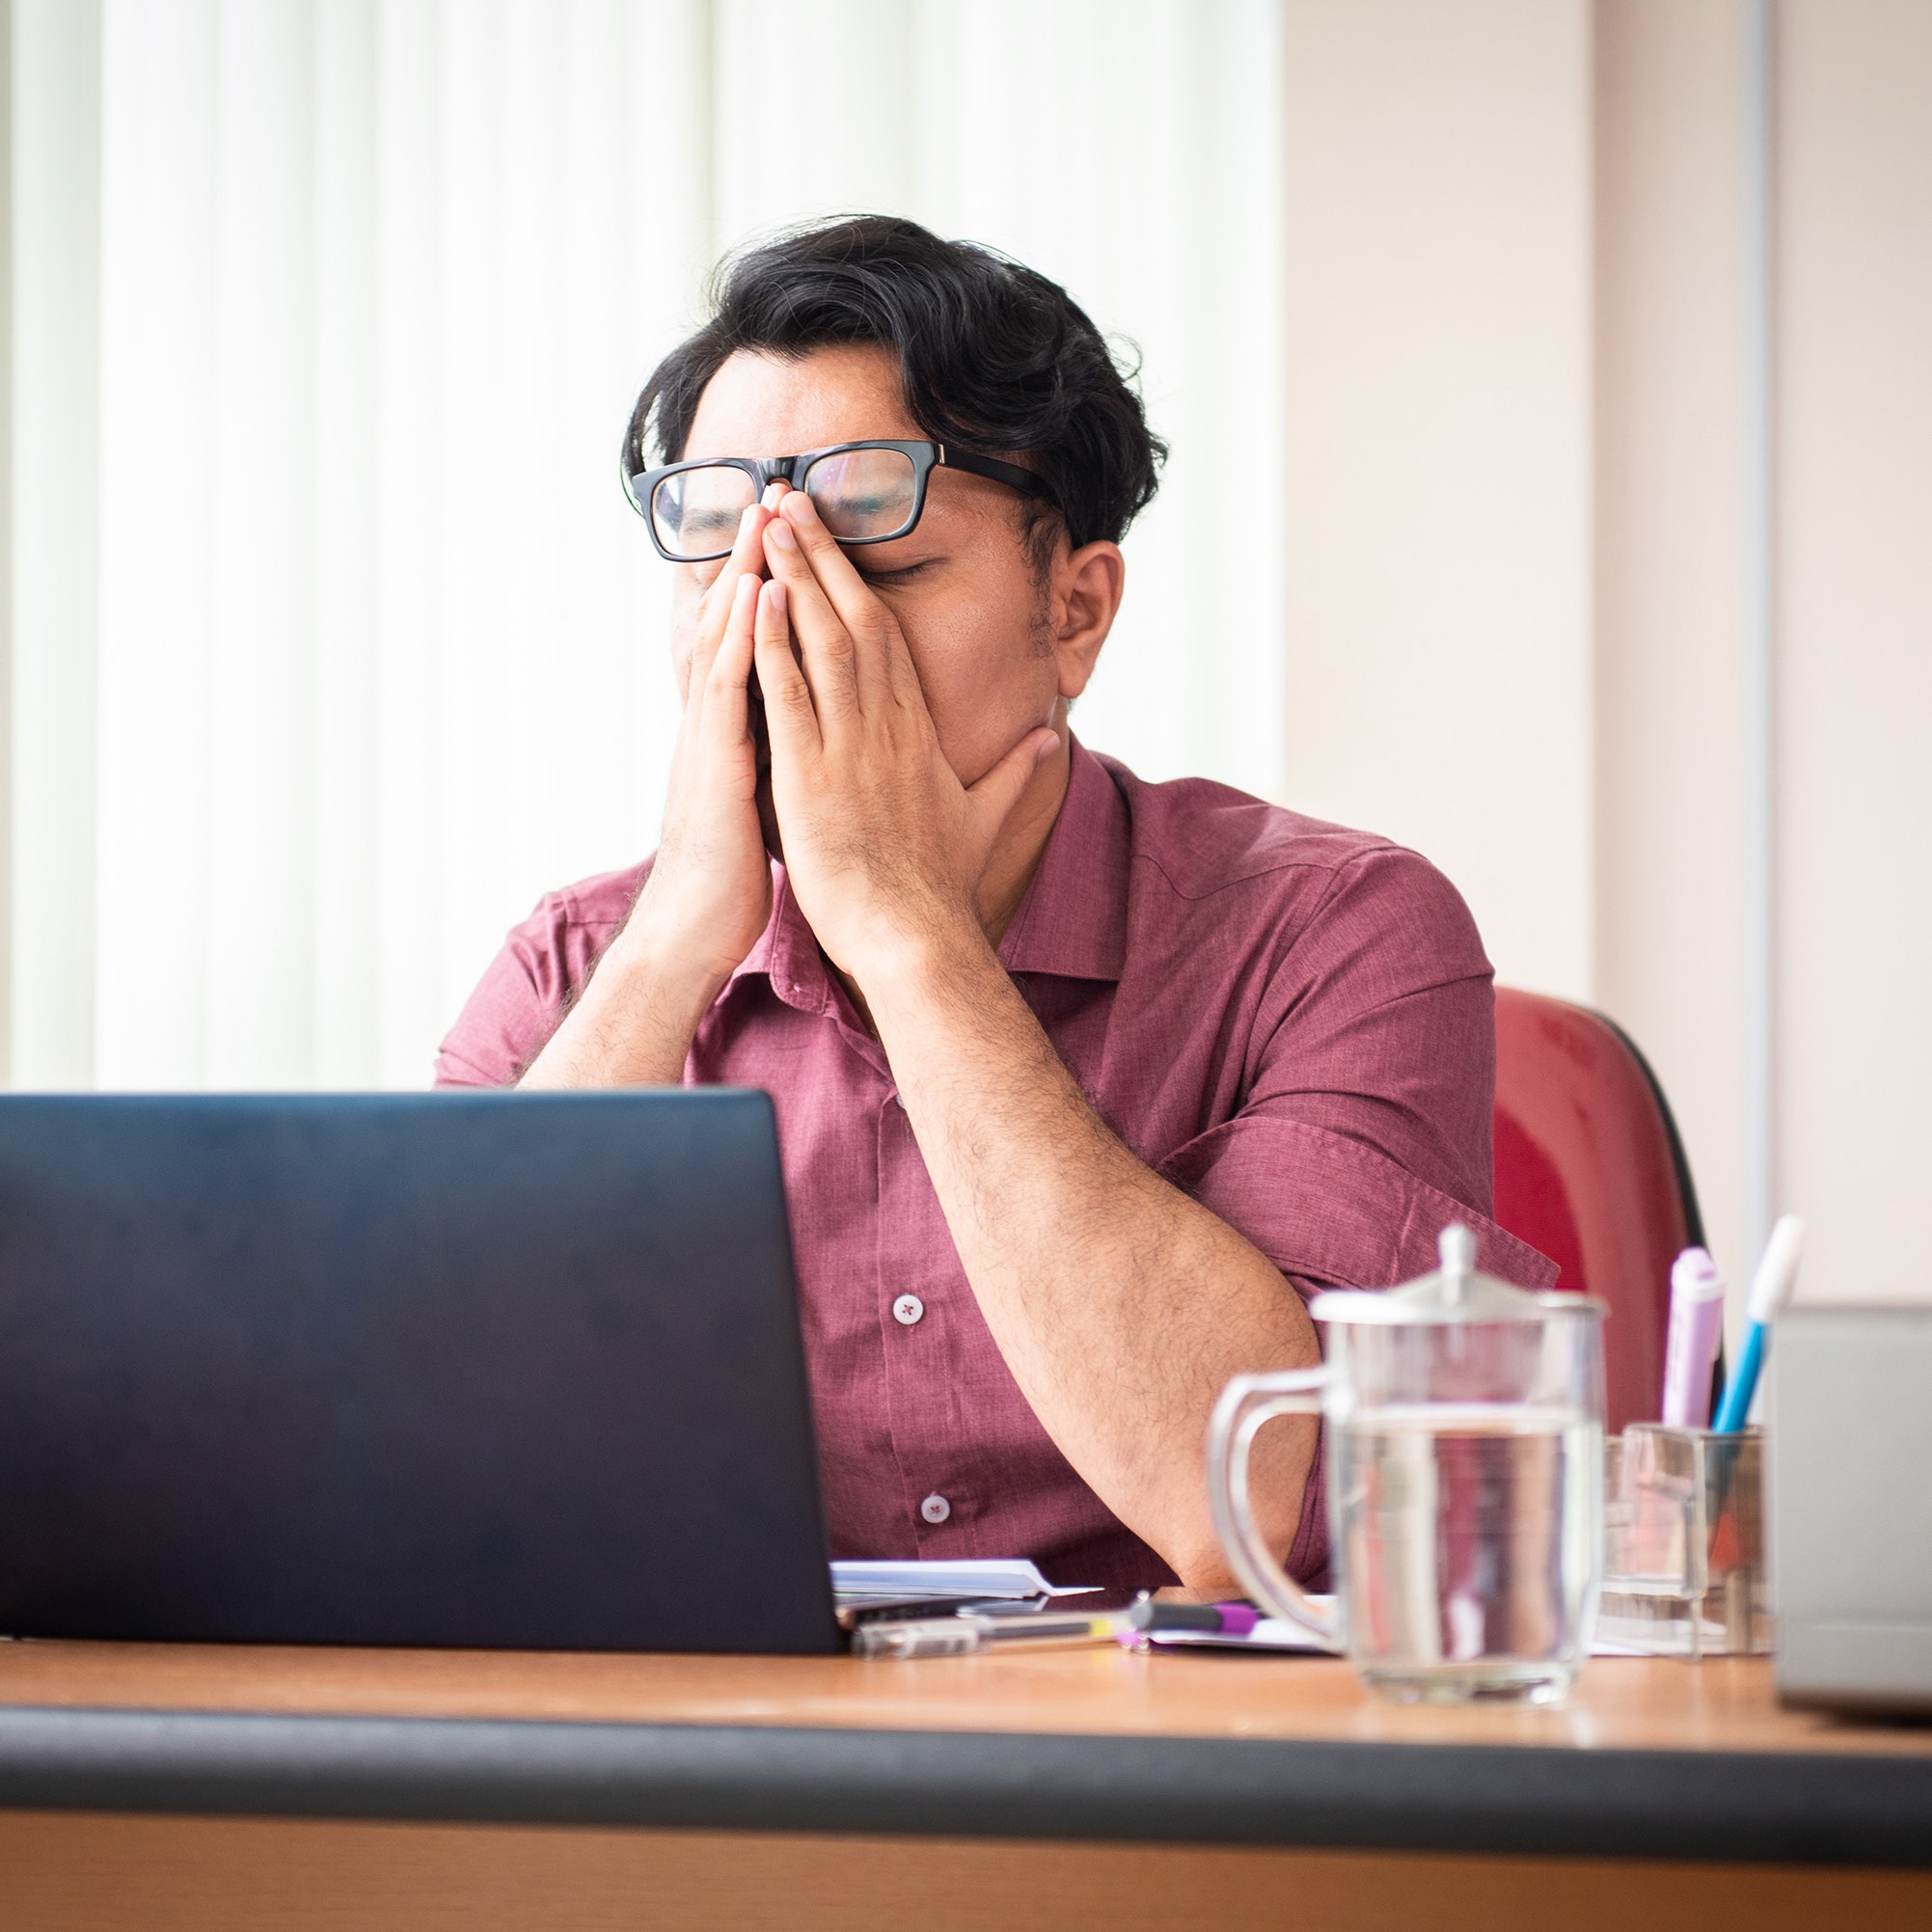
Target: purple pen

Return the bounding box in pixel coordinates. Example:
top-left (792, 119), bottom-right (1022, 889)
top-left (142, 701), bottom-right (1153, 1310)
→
top-left (1662, 1247), bottom-right (1727, 1428)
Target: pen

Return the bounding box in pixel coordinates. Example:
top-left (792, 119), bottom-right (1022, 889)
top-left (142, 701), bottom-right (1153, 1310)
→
top-left (1661, 1247), bottom-right (1728, 1428)
top-left (1711, 1214), bottom-right (1807, 1433)
top-left (851, 1611), bottom-right (1127, 1660)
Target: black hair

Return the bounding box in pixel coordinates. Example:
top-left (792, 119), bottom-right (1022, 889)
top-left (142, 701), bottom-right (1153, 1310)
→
top-left (625, 215), bottom-right (1165, 558)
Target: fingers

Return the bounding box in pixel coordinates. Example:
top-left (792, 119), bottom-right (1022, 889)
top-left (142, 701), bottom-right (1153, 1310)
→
top-left (762, 511), bottom-right (864, 720)
top-left (718, 499), bottom-right (776, 603)
top-left (767, 490), bottom-right (930, 715)
top-left (689, 502), bottom-right (775, 688)
top-left (772, 491), bottom-right (881, 643)
top-left (751, 577), bottom-right (820, 764)
top-left (700, 569), bottom-right (761, 752)
top-left (965, 727), bottom-right (1061, 840)
top-left (775, 491), bottom-right (927, 711)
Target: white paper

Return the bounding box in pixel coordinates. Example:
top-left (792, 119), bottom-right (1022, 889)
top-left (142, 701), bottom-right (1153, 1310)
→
top-left (1147, 1599), bottom-right (1651, 1659)
top-left (830, 1558), bottom-right (1092, 1601)
top-left (1145, 1598), bottom-right (1338, 1654)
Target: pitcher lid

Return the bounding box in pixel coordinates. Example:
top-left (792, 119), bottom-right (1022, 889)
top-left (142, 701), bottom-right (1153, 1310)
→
top-left (1307, 1223), bottom-right (1604, 1325)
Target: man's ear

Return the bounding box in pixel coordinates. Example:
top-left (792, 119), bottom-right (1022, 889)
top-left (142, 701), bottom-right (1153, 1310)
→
top-left (1049, 539), bottom-right (1126, 701)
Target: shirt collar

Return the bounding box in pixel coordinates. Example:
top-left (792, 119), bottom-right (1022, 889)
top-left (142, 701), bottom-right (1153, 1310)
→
top-left (729, 867), bottom-right (831, 1017)
top-left (995, 737), bottom-right (1129, 983)
top-left (726, 735), bottom-right (1130, 1010)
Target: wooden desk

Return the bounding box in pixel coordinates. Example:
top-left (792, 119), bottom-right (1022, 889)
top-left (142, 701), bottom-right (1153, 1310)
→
top-left (1, 1642), bottom-right (1927, 1929)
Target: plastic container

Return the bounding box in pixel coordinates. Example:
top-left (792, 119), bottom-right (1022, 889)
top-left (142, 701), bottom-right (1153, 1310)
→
top-left (1601, 1423), bottom-right (1768, 1658)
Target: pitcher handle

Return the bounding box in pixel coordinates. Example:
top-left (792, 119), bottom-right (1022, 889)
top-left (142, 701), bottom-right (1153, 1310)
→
top-left (1207, 1369), bottom-right (1342, 1651)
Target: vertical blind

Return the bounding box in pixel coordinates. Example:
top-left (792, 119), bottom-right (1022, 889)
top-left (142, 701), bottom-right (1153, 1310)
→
top-left (10, 0), bottom-right (1285, 1089)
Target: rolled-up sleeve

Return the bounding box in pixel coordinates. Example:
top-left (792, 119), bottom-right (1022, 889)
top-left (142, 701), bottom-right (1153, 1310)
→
top-left (1154, 845), bottom-right (1555, 1581)
top-left (433, 867), bottom-right (642, 1088)
top-left (1160, 845), bottom-right (1553, 1293)
top-left (1166, 1113), bottom-right (1553, 1295)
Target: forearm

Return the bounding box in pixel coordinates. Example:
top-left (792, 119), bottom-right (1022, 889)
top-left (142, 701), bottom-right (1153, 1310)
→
top-left (517, 926), bottom-right (721, 1089)
top-left (864, 928), bottom-right (1321, 1586)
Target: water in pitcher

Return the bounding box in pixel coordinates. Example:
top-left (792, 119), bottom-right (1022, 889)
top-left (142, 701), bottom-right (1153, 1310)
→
top-left (1334, 1401), bottom-right (1603, 1703)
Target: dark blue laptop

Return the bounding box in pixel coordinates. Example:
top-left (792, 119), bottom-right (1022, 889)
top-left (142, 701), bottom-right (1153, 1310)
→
top-left (0, 1091), bottom-right (841, 1653)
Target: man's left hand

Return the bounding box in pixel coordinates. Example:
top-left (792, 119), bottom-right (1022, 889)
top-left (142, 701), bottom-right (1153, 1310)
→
top-left (751, 491), bottom-right (1315, 1592)
top-left (752, 492), bottom-right (1056, 983)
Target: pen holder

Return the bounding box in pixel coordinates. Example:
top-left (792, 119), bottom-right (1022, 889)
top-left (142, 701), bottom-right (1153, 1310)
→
top-left (1600, 1424), bottom-right (1769, 1659)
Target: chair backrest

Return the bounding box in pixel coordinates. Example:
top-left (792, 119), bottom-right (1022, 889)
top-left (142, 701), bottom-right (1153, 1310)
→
top-left (1492, 988), bottom-right (1705, 1434)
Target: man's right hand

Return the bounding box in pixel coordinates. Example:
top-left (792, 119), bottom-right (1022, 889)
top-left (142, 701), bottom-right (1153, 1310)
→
top-left (630, 502), bottom-right (779, 990)
top-left (519, 502), bottom-right (776, 1088)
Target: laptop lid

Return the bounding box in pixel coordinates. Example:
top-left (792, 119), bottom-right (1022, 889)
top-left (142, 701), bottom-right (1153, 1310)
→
top-left (0, 1090), bottom-right (841, 1654)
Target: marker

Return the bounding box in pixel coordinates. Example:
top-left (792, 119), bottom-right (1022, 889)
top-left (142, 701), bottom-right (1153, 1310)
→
top-left (1662, 1248), bottom-right (1728, 1428)
top-left (1126, 1598), bottom-right (1260, 1637)
top-left (1711, 1214), bottom-right (1807, 1433)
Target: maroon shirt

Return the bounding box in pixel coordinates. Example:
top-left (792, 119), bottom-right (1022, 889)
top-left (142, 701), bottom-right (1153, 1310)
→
top-left (437, 743), bottom-right (1554, 1589)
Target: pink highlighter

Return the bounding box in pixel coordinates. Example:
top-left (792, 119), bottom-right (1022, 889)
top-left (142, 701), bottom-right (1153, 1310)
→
top-left (1661, 1247), bottom-right (1728, 1428)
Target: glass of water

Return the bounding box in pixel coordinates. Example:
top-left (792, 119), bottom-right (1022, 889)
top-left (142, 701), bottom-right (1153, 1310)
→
top-left (1208, 1225), bottom-right (1606, 1706)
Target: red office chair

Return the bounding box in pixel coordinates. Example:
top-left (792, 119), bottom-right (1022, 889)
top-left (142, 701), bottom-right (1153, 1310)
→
top-left (1492, 988), bottom-right (1706, 1433)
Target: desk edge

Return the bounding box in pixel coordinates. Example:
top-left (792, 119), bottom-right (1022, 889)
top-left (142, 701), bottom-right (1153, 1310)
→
top-left (0, 1706), bottom-right (1927, 1867)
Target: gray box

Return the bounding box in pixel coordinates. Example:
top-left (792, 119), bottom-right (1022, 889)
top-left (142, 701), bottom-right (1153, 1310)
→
top-left (1770, 1304), bottom-right (1932, 1715)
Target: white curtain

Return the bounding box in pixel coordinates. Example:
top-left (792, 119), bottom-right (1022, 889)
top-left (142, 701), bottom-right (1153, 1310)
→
top-left (9, 0), bottom-right (1285, 1090)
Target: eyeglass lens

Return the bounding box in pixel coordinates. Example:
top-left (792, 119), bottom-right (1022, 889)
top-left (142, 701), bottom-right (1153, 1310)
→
top-left (650, 466), bottom-right (755, 558)
top-left (650, 448), bottom-right (919, 559)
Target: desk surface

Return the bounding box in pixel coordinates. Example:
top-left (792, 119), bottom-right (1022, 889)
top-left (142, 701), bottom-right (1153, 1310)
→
top-left (2, 1644), bottom-right (1928, 1865)
top-left (2, 1638), bottom-right (1930, 1753)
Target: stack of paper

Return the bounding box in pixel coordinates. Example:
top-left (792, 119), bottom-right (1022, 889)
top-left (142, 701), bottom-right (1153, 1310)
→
top-left (830, 1559), bottom-right (1090, 1602)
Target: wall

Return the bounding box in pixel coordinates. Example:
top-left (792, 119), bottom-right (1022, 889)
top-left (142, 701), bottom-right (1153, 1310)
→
top-left (1776, 0), bottom-right (1932, 1301)
top-left (1279, 0), bottom-right (1594, 1005)
top-left (1592, 0), bottom-right (1932, 1309)
top-left (1284, 0), bottom-right (1932, 1321)
top-left (1592, 0), bottom-right (1751, 1298)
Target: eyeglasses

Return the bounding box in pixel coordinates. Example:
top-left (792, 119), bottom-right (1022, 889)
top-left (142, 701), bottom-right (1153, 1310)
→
top-left (622, 439), bottom-right (1055, 563)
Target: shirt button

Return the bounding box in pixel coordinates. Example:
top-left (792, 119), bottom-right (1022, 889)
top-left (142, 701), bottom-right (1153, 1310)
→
top-left (893, 1091), bottom-right (908, 1110)
top-left (920, 1493), bottom-right (951, 1525)
top-left (892, 1293), bottom-right (925, 1327)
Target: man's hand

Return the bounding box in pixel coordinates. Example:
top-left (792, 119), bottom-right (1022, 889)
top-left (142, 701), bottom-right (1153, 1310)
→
top-left (632, 503), bottom-right (777, 993)
top-left (518, 502), bottom-right (775, 1088)
top-left (753, 493), bottom-right (1056, 983)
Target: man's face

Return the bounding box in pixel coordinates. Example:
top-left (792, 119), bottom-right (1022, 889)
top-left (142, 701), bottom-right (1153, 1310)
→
top-left (670, 344), bottom-right (1068, 824)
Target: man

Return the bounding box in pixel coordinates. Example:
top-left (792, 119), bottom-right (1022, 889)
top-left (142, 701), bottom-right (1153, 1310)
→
top-left (437, 216), bottom-right (1553, 1592)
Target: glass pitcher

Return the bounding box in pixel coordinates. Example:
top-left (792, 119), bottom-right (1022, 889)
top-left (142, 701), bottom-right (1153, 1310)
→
top-left (1208, 1224), bottom-right (1606, 1705)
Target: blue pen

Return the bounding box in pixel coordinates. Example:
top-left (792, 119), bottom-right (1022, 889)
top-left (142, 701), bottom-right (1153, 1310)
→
top-left (1711, 1215), bottom-right (1807, 1432)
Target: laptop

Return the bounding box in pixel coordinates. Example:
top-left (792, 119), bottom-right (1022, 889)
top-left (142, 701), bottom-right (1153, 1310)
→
top-left (0, 1090), bottom-right (842, 1654)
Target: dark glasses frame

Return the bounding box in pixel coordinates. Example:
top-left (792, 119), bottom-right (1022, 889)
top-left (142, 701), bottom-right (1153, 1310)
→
top-left (622, 438), bottom-right (1056, 563)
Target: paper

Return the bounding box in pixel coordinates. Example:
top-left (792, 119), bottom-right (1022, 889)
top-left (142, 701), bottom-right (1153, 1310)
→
top-left (1146, 1600), bottom-right (1652, 1659)
top-left (1145, 1598), bottom-right (1337, 1654)
top-left (1147, 1615), bottom-right (1331, 1654)
top-left (830, 1559), bottom-right (1091, 1602)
